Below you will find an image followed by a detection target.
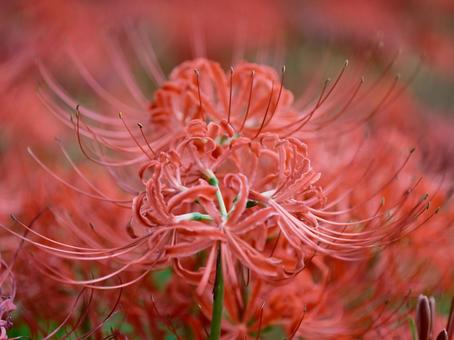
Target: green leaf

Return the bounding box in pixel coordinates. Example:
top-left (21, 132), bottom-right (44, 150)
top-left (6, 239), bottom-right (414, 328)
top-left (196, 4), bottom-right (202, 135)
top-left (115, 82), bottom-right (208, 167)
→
top-left (408, 317), bottom-right (417, 340)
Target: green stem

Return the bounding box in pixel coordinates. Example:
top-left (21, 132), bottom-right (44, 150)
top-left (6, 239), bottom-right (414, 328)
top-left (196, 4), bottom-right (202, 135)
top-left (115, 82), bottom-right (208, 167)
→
top-left (174, 212), bottom-right (213, 222)
top-left (210, 243), bottom-right (224, 340)
top-left (205, 170), bottom-right (228, 219)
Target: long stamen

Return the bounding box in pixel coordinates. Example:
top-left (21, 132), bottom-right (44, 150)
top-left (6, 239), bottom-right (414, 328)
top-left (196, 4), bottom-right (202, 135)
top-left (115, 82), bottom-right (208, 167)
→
top-left (283, 78), bottom-right (331, 137)
top-left (77, 286), bottom-right (123, 338)
top-left (42, 288), bottom-right (87, 340)
top-left (137, 122), bottom-right (156, 156)
top-left (281, 60), bottom-right (349, 137)
top-left (227, 66), bottom-right (234, 124)
top-left (320, 59), bottom-right (349, 104)
top-left (27, 147), bottom-right (131, 206)
top-left (384, 60), bottom-right (422, 108)
top-left (63, 287), bottom-right (94, 338)
top-left (253, 80), bottom-right (274, 139)
top-left (357, 50), bottom-right (400, 103)
top-left (73, 106), bottom-right (145, 167)
top-left (263, 65), bottom-right (286, 129)
top-left (118, 112), bottom-right (153, 160)
top-left (194, 69), bottom-right (205, 120)
top-left (312, 76), bottom-right (364, 130)
top-left (239, 70), bottom-right (255, 132)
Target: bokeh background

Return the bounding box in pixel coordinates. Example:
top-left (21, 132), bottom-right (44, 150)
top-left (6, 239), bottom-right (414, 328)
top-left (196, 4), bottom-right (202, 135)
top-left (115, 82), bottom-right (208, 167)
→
top-left (1, 1), bottom-right (454, 338)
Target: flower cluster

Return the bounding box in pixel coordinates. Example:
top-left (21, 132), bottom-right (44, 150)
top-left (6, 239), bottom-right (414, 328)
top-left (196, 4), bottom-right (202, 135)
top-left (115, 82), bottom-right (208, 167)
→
top-left (1, 53), bottom-right (450, 339)
top-left (1, 5), bottom-right (454, 336)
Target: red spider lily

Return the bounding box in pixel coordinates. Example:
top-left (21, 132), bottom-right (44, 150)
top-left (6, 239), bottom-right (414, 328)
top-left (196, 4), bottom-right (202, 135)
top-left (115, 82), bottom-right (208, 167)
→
top-left (14, 118), bottom-right (439, 294)
top-left (4, 35), bottom-right (451, 338)
top-left (1, 2), bottom-right (453, 338)
top-left (12, 56), bottom-right (441, 285)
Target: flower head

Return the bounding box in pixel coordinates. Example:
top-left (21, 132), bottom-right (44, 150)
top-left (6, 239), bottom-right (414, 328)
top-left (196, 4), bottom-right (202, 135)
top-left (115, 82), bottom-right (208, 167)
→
top-left (4, 46), bottom-right (450, 338)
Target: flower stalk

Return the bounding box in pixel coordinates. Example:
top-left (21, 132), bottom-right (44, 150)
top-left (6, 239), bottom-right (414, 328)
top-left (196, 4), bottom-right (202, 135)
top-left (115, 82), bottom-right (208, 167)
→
top-left (205, 169), bottom-right (228, 219)
top-left (210, 242), bottom-right (224, 340)
top-left (205, 169), bottom-right (226, 339)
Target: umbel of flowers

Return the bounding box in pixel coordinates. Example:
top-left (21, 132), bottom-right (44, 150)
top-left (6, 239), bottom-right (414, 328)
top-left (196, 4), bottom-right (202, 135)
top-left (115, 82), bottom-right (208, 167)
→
top-left (5, 58), bottom-right (442, 338)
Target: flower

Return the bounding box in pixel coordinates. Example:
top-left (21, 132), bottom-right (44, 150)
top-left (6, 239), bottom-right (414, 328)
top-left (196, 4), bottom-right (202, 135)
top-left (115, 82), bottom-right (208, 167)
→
top-left (1, 2), bottom-right (454, 338)
top-left (5, 45), bottom-right (450, 337)
top-left (12, 57), bottom-right (439, 293)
